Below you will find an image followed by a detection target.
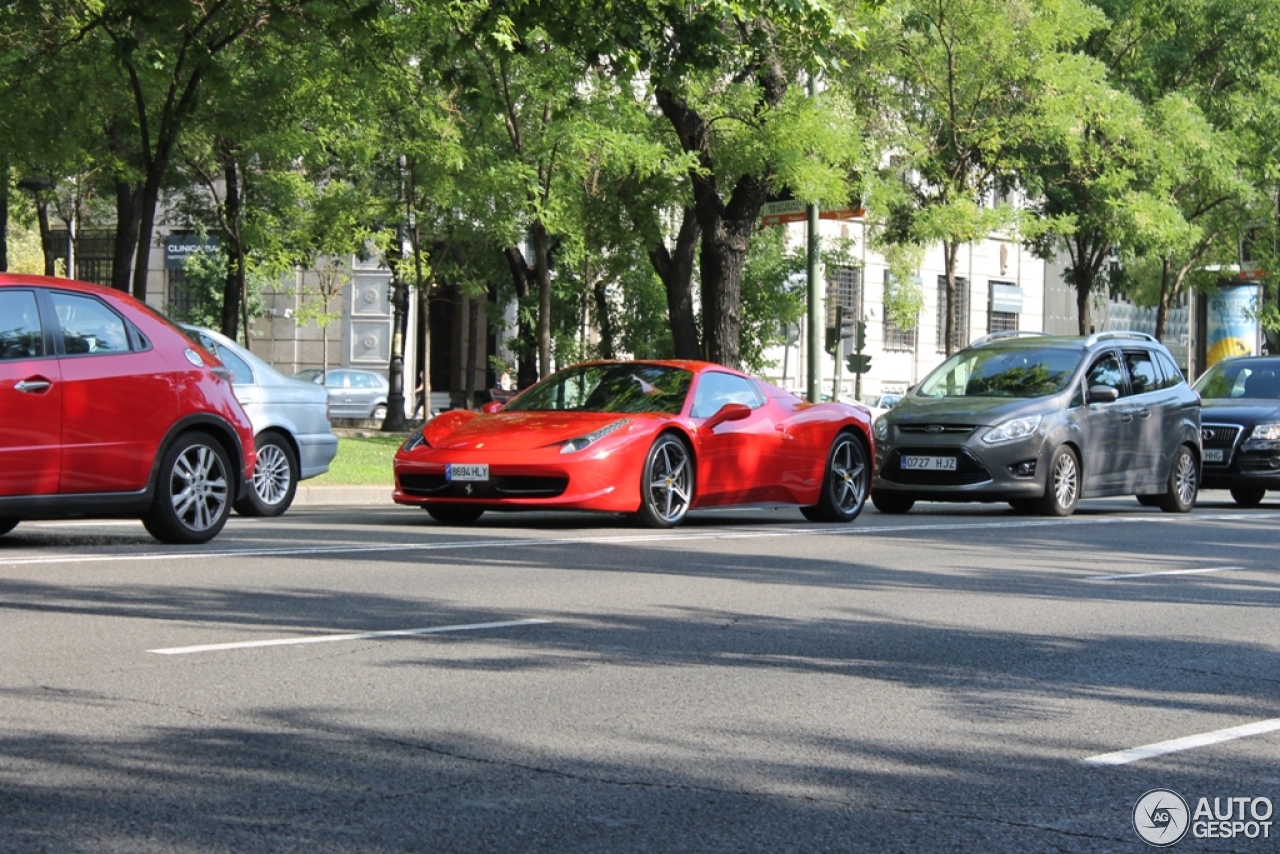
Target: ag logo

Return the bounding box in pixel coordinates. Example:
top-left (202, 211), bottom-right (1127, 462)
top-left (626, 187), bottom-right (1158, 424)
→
top-left (1134, 789), bottom-right (1190, 846)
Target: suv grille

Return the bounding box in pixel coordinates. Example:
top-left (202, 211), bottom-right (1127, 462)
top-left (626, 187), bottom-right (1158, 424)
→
top-left (898, 424), bottom-right (978, 436)
top-left (1200, 423), bottom-right (1242, 468)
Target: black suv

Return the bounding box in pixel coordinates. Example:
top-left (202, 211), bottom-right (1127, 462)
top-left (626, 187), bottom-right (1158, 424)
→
top-left (872, 331), bottom-right (1202, 516)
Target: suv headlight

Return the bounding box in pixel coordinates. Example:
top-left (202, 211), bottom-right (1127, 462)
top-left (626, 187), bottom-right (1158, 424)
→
top-left (559, 418), bottom-right (631, 454)
top-left (1247, 422), bottom-right (1280, 442)
top-left (982, 415), bottom-right (1042, 444)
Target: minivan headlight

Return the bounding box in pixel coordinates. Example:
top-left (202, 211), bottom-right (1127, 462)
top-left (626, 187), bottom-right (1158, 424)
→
top-left (982, 415), bottom-right (1042, 444)
top-left (874, 417), bottom-right (889, 441)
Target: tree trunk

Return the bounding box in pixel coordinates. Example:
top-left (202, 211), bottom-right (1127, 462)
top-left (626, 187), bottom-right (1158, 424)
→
top-left (648, 205), bottom-right (701, 359)
top-left (531, 219), bottom-right (552, 377)
top-left (942, 241), bottom-right (959, 357)
top-left (592, 277), bottom-right (614, 359)
top-left (656, 87), bottom-right (778, 369)
top-left (218, 141), bottom-right (244, 343)
top-left (0, 163), bottom-right (8, 272)
top-left (35, 198), bottom-right (57, 276)
top-left (503, 245), bottom-right (539, 389)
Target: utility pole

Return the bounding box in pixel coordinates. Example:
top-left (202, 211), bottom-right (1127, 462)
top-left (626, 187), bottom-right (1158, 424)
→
top-left (806, 73), bottom-right (823, 404)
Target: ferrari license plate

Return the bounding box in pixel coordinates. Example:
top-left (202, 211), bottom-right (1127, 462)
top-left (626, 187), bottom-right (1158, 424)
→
top-left (1203, 449), bottom-right (1224, 463)
top-left (901, 455), bottom-right (956, 471)
top-left (446, 463), bottom-right (489, 482)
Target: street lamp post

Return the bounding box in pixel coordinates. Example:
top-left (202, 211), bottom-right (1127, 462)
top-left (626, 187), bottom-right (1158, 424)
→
top-left (383, 267), bottom-right (411, 433)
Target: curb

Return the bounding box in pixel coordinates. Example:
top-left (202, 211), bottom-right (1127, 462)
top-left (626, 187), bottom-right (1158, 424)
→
top-left (293, 484), bottom-right (392, 506)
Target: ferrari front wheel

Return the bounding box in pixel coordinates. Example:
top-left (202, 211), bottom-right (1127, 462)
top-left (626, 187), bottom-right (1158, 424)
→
top-left (801, 431), bottom-right (868, 523)
top-left (637, 434), bottom-right (693, 528)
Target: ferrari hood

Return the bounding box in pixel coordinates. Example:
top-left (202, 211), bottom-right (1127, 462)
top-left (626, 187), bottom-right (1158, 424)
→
top-left (423, 410), bottom-right (639, 451)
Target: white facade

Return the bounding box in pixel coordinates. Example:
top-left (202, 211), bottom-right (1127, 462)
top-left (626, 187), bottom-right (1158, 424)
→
top-left (761, 216), bottom-right (1046, 402)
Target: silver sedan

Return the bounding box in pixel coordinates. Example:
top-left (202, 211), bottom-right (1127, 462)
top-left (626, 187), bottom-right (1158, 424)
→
top-left (184, 326), bottom-right (339, 516)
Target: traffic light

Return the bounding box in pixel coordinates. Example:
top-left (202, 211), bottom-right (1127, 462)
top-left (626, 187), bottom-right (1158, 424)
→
top-left (825, 324), bottom-right (838, 356)
top-left (846, 353), bottom-right (872, 374)
top-left (854, 320), bottom-right (866, 353)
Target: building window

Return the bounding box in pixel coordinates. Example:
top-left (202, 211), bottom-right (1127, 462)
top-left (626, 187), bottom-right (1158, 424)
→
top-left (988, 280), bottom-right (1022, 334)
top-left (826, 265), bottom-right (862, 329)
top-left (989, 311), bottom-right (1018, 333)
top-left (936, 275), bottom-right (969, 353)
top-left (883, 270), bottom-right (917, 352)
top-left (167, 269), bottom-right (202, 317)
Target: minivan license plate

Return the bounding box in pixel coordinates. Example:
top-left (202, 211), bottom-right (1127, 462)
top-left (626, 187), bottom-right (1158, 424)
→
top-left (446, 463), bottom-right (489, 481)
top-left (901, 455), bottom-right (956, 471)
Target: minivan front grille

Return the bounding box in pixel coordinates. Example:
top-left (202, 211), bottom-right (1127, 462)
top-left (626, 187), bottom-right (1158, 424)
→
top-left (897, 424), bottom-right (978, 436)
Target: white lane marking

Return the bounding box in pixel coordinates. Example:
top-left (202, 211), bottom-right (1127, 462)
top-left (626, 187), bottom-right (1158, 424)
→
top-left (147, 618), bottom-right (552, 655)
top-left (1088, 566), bottom-right (1245, 580)
top-left (1082, 718), bottom-right (1280, 766)
top-left (5, 510), bottom-right (1279, 568)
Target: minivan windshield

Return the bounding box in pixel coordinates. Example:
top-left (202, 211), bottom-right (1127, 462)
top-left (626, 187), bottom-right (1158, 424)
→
top-left (917, 347), bottom-right (1082, 399)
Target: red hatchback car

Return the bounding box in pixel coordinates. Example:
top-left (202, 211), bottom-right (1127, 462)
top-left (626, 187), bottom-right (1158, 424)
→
top-left (0, 274), bottom-right (256, 544)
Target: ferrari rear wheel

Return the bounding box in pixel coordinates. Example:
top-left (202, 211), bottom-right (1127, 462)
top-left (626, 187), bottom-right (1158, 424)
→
top-left (426, 505), bottom-right (485, 524)
top-left (637, 433), bottom-right (693, 528)
top-left (800, 431), bottom-right (868, 523)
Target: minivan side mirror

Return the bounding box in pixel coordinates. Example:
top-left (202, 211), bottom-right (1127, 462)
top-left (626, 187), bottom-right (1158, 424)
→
top-left (1087, 384), bottom-right (1119, 404)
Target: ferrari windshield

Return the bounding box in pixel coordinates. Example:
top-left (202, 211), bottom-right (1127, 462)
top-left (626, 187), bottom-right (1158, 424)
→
top-left (917, 346), bottom-right (1082, 398)
top-left (504, 363), bottom-right (693, 414)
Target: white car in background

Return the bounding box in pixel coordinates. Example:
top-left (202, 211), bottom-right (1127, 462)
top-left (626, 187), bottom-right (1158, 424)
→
top-left (861, 393), bottom-right (903, 421)
top-left (183, 326), bottom-right (339, 516)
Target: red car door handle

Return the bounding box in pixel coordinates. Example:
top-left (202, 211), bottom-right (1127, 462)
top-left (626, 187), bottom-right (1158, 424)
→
top-left (15, 378), bottom-right (52, 393)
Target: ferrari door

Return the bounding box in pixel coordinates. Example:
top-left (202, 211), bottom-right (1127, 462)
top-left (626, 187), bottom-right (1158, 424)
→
top-left (690, 372), bottom-right (781, 505)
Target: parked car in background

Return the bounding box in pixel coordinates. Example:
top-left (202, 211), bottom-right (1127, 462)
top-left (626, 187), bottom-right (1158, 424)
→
top-left (394, 360), bottom-right (874, 527)
top-left (861, 393), bottom-right (903, 420)
top-left (293, 368), bottom-right (389, 421)
top-left (0, 274), bottom-right (256, 543)
top-left (183, 327), bottom-right (338, 516)
top-left (1192, 355), bottom-right (1280, 506)
top-left (872, 330), bottom-right (1201, 516)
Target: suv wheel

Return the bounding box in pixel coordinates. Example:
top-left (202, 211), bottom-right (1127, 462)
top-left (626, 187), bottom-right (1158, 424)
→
top-left (142, 432), bottom-right (233, 544)
top-left (0, 518), bottom-right (18, 537)
top-left (1157, 445), bottom-right (1198, 513)
top-left (1037, 445), bottom-right (1079, 517)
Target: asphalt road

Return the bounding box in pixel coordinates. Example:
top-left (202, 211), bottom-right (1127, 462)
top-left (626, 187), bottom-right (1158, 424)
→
top-left (1, 493), bottom-right (1277, 853)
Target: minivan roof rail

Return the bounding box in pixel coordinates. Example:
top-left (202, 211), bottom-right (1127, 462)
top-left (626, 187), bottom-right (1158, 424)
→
top-left (1083, 330), bottom-right (1158, 346)
top-left (970, 330), bottom-right (1050, 346)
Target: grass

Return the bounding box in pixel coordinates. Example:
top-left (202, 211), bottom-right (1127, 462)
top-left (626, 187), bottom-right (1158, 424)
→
top-left (309, 434), bottom-right (406, 485)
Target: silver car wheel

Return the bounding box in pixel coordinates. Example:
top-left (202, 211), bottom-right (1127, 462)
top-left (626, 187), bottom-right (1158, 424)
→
top-left (253, 443), bottom-right (292, 506)
top-left (1053, 452), bottom-right (1078, 508)
top-left (1158, 445), bottom-right (1198, 513)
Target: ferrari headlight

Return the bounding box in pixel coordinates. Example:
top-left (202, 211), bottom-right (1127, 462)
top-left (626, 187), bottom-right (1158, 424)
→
top-left (1248, 422), bottom-right (1280, 442)
top-left (982, 415), bottom-right (1042, 444)
top-left (402, 429), bottom-right (429, 452)
top-left (559, 418), bottom-right (631, 454)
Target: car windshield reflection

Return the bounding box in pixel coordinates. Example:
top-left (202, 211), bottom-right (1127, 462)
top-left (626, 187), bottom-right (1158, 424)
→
top-left (504, 363), bottom-right (693, 414)
top-left (917, 347), bottom-right (1082, 398)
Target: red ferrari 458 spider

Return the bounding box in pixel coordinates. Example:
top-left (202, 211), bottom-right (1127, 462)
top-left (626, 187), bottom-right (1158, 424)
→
top-left (392, 360), bottom-right (874, 527)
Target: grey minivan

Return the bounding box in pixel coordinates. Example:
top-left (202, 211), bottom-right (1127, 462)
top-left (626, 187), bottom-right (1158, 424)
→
top-left (872, 331), bottom-right (1201, 516)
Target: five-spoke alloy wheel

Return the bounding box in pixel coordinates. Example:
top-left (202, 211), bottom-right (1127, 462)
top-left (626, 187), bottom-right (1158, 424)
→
top-left (637, 434), bottom-right (694, 528)
top-left (801, 431), bottom-right (869, 523)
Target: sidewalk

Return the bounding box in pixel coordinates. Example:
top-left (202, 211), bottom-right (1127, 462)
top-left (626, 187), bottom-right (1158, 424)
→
top-left (293, 483), bottom-right (392, 506)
